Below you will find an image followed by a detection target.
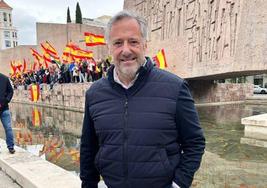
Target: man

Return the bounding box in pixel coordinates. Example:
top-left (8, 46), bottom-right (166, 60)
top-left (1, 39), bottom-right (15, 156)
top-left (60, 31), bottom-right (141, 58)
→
top-left (80, 11), bottom-right (205, 188)
top-left (0, 73), bottom-right (15, 154)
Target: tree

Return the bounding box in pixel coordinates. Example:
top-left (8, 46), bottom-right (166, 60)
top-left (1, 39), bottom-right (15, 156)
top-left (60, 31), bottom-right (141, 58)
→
top-left (75, 2), bottom-right (82, 24)
top-left (67, 7), bottom-right (71, 23)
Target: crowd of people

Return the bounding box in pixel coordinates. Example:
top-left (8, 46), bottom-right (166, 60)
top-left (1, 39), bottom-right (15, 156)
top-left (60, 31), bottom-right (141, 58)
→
top-left (10, 58), bottom-right (111, 90)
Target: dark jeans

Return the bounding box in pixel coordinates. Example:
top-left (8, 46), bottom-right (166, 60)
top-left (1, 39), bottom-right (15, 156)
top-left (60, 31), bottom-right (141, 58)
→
top-left (0, 110), bottom-right (14, 149)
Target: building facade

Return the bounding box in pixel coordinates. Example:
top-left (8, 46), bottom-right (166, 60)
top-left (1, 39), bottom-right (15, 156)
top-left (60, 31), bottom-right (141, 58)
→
top-left (0, 0), bottom-right (18, 50)
top-left (124, 0), bottom-right (267, 80)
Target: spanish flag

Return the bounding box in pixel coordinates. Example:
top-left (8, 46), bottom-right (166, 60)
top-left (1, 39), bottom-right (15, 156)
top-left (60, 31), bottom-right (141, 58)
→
top-left (15, 60), bottom-right (23, 73)
top-left (41, 41), bottom-right (60, 62)
top-left (30, 48), bottom-right (43, 62)
top-left (63, 43), bottom-right (93, 62)
top-left (153, 49), bottom-right (168, 69)
top-left (84, 32), bottom-right (106, 46)
top-left (22, 59), bottom-right (27, 73)
top-left (42, 49), bottom-right (52, 66)
top-left (30, 84), bottom-right (40, 102)
top-left (75, 48), bottom-right (93, 59)
top-left (10, 61), bottom-right (17, 76)
top-left (32, 107), bottom-right (41, 127)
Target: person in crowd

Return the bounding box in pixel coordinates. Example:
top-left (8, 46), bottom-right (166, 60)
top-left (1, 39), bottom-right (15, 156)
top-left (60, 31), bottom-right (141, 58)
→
top-left (88, 58), bottom-right (96, 82)
top-left (80, 10), bottom-right (205, 188)
top-left (73, 62), bottom-right (80, 83)
top-left (69, 61), bottom-right (75, 83)
top-left (79, 59), bottom-right (88, 83)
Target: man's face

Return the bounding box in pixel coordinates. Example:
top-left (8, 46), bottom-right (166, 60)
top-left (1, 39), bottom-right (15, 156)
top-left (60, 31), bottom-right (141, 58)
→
top-left (108, 18), bottom-right (147, 79)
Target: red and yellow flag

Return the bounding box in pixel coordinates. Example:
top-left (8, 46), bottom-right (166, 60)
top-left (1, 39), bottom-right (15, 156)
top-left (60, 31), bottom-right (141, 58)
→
top-left (30, 48), bottom-right (46, 69)
top-left (32, 107), bottom-right (41, 127)
top-left (84, 32), bottom-right (106, 46)
top-left (153, 49), bottom-right (168, 69)
top-left (16, 60), bottom-right (23, 73)
top-left (41, 44), bottom-right (52, 64)
top-left (22, 59), bottom-right (27, 73)
top-left (30, 48), bottom-right (43, 62)
top-left (10, 61), bottom-right (17, 76)
top-left (10, 60), bottom-right (28, 76)
top-left (63, 43), bottom-right (93, 63)
top-left (29, 84), bottom-right (40, 102)
top-left (41, 41), bottom-right (60, 62)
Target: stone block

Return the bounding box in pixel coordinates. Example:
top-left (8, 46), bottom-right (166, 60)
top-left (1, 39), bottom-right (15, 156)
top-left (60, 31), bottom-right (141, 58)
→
top-left (241, 114), bottom-right (267, 141)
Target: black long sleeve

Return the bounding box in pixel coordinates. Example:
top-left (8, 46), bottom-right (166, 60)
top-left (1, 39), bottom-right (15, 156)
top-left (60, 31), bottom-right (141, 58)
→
top-left (0, 74), bottom-right (13, 111)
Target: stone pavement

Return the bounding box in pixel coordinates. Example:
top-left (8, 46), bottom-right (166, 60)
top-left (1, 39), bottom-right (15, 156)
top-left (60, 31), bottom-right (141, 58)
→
top-left (0, 138), bottom-right (107, 188)
top-left (0, 138), bottom-right (80, 188)
top-left (0, 169), bottom-right (21, 188)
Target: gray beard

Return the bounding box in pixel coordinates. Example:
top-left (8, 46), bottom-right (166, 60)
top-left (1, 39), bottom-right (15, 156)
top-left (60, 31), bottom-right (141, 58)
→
top-left (119, 69), bottom-right (137, 83)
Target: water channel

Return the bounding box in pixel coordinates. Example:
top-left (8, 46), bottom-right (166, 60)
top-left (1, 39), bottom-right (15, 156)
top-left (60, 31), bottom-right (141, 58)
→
top-left (0, 102), bottom-right (267, 187)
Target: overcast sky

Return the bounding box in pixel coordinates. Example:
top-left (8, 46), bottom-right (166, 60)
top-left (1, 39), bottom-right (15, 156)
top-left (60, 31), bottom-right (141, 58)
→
top-left (5, 0), bottom-right (124, 45)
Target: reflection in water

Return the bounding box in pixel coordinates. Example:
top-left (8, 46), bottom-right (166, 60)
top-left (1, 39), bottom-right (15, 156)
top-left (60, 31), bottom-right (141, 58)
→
top-left (8, 103), bottom-right (82, 173)
top-left (197, 104), bottom-right (267, 162)
top-left (195, 104), bottom-right (267, 187)
top-left (1, 103), bottom-right (266, 187)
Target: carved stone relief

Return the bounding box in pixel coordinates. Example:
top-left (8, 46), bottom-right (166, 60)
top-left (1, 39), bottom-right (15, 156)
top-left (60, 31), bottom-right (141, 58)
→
top-left (126, 0), bottom-right (240, 64)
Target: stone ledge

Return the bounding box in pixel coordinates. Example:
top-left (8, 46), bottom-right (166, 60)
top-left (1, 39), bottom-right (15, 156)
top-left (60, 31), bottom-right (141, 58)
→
top-left (241, 114), bottom-right (267, 127)
top-left (0, 139), bottom-right (81, 188)
top-left (240, 137), bottom-right (267, 148)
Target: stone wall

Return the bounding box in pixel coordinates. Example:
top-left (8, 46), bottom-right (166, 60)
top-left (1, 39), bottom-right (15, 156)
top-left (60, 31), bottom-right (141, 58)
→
top-left (12, 83), bottom-right (92, 112)
top-left (9, 103), bottom-right (83, 136)
top-left (12, 82), bottom-right (253, 110)
top-left (0, 45), bottom-right (37, 75)
top-left (124, 0), bottom-right (267, 79)
top-left (189, 80), bottom-right (254, 104)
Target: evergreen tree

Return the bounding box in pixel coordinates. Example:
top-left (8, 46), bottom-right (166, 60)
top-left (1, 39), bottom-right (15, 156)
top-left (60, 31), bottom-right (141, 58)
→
top-left (67, 7), bottom-right (71, 23)
top-left (75, 2), bottom-right (82, 24)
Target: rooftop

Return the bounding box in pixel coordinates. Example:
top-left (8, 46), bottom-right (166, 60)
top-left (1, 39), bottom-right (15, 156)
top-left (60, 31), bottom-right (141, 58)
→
top-left (0, 0), bottom-right (12, 10)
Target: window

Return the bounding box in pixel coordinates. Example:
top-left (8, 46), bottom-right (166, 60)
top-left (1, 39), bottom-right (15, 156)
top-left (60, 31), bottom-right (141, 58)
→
top-left (4, 31), bottom-right (10, 38)
top-left (5, 40), bottom-right (11, 47)
top-left (9, 14), bottom-right (11, 23)
top-left (13, 41), bottom-right (18, 47)
top-left (3, 12), bottom-right (7, 21)
top-left (12, 32), bottom-right (17, 38)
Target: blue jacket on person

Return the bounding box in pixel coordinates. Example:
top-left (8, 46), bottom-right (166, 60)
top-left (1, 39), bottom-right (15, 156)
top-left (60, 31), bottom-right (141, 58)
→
top-left (0, 73), bottom-right (13, 113)
top-left (80, 57), bottom-right (205, 188)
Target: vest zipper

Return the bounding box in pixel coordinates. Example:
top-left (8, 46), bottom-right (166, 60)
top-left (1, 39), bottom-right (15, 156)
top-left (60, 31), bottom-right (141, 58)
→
top-left (123, 97), bottom-right (129, 186)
